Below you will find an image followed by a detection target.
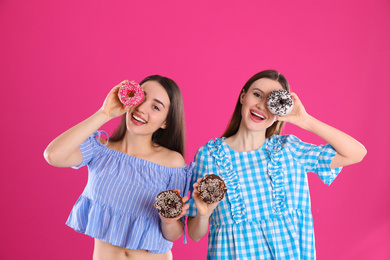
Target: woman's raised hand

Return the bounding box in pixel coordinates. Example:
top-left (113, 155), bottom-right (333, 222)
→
top-left (276, 92), bottom-right (310, 126)
top-left (44, 80), bottom-right (138, 168)
top-left (100, 80), bottom-right (132, 119)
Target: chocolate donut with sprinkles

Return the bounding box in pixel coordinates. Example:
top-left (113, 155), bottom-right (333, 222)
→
top-left (198, 174), bottom-right (227, 204)
top-left (155, 190), bottom-right (183, 218)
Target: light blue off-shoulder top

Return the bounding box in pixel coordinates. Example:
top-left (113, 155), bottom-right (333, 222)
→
top-left (66, 131), bottom-right (194, 253)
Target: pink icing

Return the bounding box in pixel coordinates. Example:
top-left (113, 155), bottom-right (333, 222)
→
top-left (118, 80), bottom-right (144, 107)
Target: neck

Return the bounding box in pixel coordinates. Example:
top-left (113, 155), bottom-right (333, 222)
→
top-left (117, 132), bottom-right (156, 156)
top-left (225, 125), bottom-right (267, 152)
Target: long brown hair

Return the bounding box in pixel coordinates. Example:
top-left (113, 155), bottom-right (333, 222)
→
top-left (222, 70), bottom-right (290, 139)
top-left (110, 75), bottom-right (186, 156)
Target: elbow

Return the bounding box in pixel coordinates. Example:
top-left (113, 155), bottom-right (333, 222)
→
top-left (187, 229), bottom-right (202, 242)
top-left (162, 231), bottom-right (183, 242)
top-left (189, 235), bottom-right (201, 242)
top-left (354, 145), bottom-right (367, 164)
top-left (187, 217), bottom-right (204, 242)
top-left (43, 146), bottom-right (61, 166)
top-left (348, 146), bottom-right (367, 166)
top-left (43, 147), bottom-right (54, 165)
top-left (168, 232), bottom-right (183, 242)
top-left (174, 234), bottom-right (183, 242)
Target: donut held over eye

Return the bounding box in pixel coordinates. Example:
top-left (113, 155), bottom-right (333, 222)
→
top-left (118, 80), bottom-right (144, 107)
top-left (155, 190), bottom-right (183, 218)
top-left (267, 89), bottom-right (294, 116)
top-left (198, 174), bottom-right (227, 204)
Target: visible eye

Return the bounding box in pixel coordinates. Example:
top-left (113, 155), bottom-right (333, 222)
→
top-left (153, 105), bottom-right (160, 111)
top-left (254, 92), bottom-right (262, 98)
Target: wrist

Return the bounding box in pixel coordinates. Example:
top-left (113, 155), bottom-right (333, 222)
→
top-left (96, 109), bottom-right (114, 122)
top-left (297, 114), bottom-right (315, 131)
top-left (197, 212), bottom-right (212, 220)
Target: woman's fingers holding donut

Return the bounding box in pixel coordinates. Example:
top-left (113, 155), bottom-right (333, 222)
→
top-left (100, 81), bottom-right (131, 119)
top-left (193, 182), bottom-right (198, 189)
top-left (290, 92), bottom-right (302, 105)
top-left (118, 79), bottom-right (129, 86)
top-left (279, 92), bottom-right (310, 125)
top-left (182, 202), bottom-right (190, 212)
top-left (182, 195), bottom-right (189, 204)
top-left (193, 179), bottom-right (202, 191)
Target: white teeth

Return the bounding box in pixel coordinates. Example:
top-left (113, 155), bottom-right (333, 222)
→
top-left (133, 114), bottom-right (146, 124)
top-left (251, 111), bottom-right (265, 119)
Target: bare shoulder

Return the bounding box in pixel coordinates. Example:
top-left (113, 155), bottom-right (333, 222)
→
top-left (159, 147), bottom-right (185, 168)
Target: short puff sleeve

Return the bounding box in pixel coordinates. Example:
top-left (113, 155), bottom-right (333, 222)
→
top-left (72, 130), bottom-right (108, 169)
top-left (282, 135), bottom-right (342, 185)
top-left (187, 145), bottom-right (209, 217)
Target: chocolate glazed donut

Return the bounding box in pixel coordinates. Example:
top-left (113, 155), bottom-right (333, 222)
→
top-left (198, 174), bottom-right (227, 204)
top-left (155, 190), bottom-right (183, 218)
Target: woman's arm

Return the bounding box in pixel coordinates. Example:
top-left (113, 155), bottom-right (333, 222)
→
top-left (187, 179), bottom-right (220, 242)
top-left (278, 93), bottom-right (367, 169)
top-left (158, 193), bottom-right (189, 241)
top-left (44, 81), bottom-right (131, 167)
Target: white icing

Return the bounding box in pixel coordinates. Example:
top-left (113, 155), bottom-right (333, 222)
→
top-left (267, 89), bottom-right (293, 116)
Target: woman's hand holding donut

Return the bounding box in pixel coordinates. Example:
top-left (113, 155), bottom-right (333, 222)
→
top-left (157, 189), bottom-right (189, 241)
top-left (187, 177), bottom-right (220, 242)
top-left (157, 190), bottom-right (189, 224)
top-left (276, 92), bottom-right (310, 127)
top-left (192, 178), bottom-right (220, 217)
top-left (100, 80), bottom-right (132, 120)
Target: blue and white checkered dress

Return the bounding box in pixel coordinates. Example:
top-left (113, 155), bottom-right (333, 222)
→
top-left (187, 135), bottom-right (342, 259)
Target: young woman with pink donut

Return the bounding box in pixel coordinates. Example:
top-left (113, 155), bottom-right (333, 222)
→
top-left (187, 70), bottom-right (367, 259)
top-left (44, 75), bottom-right (193, 260)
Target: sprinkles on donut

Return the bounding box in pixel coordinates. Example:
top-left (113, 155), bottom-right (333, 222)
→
top-left (267, 89), bottom-right (294, 116)
top-left (155, 190), bottom-right (183, 218)
top-left (118, 80), bottom-right (144, 107)
top-left (198, 174), bottom-right (227, 204)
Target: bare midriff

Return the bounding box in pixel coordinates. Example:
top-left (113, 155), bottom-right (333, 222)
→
top-left (93, 239), bottom-right (173, 260)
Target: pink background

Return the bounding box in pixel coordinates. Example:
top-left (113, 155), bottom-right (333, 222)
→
top-left (1, 0), bottom-right (389, 259)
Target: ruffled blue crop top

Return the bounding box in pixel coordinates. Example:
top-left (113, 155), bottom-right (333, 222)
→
top-left (66, 131), bottom-right (194, 253)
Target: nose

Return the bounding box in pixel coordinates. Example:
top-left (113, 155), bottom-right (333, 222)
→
top-left (256, 98), bottom-right (267, 110)
top-left (134, 98), bottom-right (147, 114)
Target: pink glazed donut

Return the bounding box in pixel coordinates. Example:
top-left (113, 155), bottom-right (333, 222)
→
top-left (118, 80), bottom-right (144, 107)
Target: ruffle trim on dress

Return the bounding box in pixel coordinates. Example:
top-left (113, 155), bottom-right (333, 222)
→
top-left (207, 138), bottom-right (247, 223)
top-left (66, 195), bottom-right (172, 253)
top-left (265, 135), bottom-right (287, 215)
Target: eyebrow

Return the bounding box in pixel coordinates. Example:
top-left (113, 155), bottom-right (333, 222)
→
top-left (144, 91), bottom-right (166, 108)
top-left (154, 98), bottom-right (165, 108)
top-left (252, 88), bottom-right (265, 94)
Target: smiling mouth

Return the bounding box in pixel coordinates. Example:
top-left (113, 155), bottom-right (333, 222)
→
top-left (250, 111), bottom-right (265, 120)
top-left (132, 114), bottom-right (147, 124)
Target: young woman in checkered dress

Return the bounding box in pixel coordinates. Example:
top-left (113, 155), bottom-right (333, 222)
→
top-left (186, 70), bottom-right (366, 259)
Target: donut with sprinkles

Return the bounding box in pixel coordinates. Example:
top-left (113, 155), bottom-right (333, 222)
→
top-left (198, 174), bottom-right (227, 204)
top-left (267, 89), bottom-right (294, 116)
top-left (155, 190), bottom-right (183, 218)
top-left (118, 80), bottom-right (144, 107)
